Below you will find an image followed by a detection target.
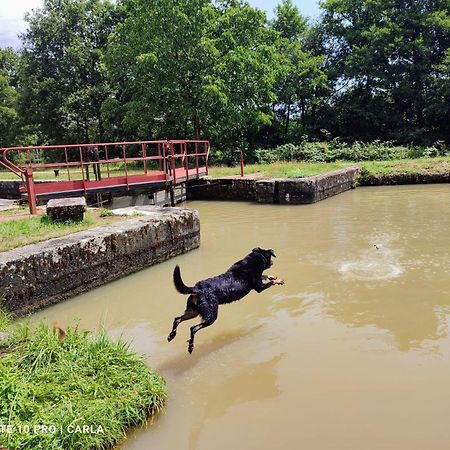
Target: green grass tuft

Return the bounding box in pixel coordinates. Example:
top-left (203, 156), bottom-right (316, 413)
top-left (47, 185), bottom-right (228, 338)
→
top-left (0, 317), bottom-right (166, 450)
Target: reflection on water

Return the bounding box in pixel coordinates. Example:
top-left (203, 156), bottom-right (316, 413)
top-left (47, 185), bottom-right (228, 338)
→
top-left (32, 185), bottom-right (450, 450)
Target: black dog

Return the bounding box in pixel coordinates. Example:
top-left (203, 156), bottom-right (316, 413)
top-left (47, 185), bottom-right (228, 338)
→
top-left (167, 247), bottom-right (284, 353)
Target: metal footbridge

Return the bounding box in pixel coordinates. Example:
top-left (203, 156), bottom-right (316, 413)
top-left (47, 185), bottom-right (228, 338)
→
top-left (0, 140), bottom-right (210, 214)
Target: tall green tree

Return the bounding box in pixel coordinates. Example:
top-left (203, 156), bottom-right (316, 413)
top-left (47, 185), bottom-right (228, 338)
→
top-left (320, 0), bottom-right (450, 143)
top-left (271, 0), bottom-right (328, 142)
top-left (0, 49), bottom-right (19, 148)
top-left (105, 0), bottom-right (282, 157)
top-left (19, 0), bottom-right (117, 144)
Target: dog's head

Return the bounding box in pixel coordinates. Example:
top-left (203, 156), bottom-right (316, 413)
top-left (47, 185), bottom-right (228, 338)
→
top-left (252, 247), bottom-right (276, 269)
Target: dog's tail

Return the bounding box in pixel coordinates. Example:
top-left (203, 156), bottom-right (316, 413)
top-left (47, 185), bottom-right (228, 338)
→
top-left (173, 265), bottom-right (194, 295)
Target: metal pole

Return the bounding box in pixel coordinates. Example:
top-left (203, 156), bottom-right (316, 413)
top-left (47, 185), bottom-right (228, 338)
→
top-left (240, 149), bottom-right (244, 177)
top-left (25, 168), bottom-right (37, 215)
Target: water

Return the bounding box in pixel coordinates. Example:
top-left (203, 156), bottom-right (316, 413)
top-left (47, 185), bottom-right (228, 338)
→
top-left (33, 185), bottom-right (450, 450)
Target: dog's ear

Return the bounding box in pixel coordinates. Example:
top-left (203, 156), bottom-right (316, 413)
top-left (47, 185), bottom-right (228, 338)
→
top-left (269, 249), bottom-right (276, 257)
top-left (252, 247), bottom-right (262, 253)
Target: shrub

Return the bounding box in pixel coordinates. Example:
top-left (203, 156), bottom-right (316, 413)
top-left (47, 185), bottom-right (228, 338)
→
top-left (252, 140), bottom-right (448, 164)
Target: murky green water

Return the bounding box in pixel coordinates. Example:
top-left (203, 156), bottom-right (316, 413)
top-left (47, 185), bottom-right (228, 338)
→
top-left (34, 184), bottom-right (450, 450)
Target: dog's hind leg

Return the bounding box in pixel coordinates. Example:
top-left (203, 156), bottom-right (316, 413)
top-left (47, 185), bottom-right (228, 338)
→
top-left (187, 308), bottom-right (218, 354)
top-left (168, 296), bottom-right (199, 342)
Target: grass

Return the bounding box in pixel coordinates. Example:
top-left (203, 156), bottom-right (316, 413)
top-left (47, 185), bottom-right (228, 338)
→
top-left (0, 210), bottom-right (121, 253)
top-left (359, 157), bottom-right (450, 176)
top-left (209, 161), bottom-right (352, 178)
top-left (208, 157), bottom-right (450, 179)
top-left (0, 314), bottom-right (166, 450)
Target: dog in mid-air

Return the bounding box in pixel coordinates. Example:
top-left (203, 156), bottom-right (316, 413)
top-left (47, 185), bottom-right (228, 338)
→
top-left (167, 247), bottom-right (284, 353)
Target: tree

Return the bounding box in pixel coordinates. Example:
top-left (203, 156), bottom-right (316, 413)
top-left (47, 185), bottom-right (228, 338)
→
top-left (0, 49), bottom-right (19, 147)
top-left (320, 0), bottom-right (450, 143)
top-left (105, 0), bottom-right (282, 158)
top-left (19, 0), bottom-right (117, 144)
top-left (270, 0), bottom-right (328, 143)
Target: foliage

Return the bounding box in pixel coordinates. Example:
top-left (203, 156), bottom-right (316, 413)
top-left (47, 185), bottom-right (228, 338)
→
top-left (0, 316), bottom-right (166, 450)
top-left (319, 0), bottom-right (450, 143)
top-left (254, 140), bottom-right (449, 163)
top-left (19, 0), bottom-right (118, 144)
top-left (105, 0), bottom-right (283, 158)
top-left (0, 49), bottom-right (19, 147)
top-left (0, 0), bottom-right (447, 155)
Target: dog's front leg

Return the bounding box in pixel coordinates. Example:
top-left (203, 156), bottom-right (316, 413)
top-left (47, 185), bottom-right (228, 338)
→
top-left (262, 274), bottom-right (284, 286)
top-left (254, 278), bottom-right (275, 293)
top-left (255, 276), bottom-right (284, 293)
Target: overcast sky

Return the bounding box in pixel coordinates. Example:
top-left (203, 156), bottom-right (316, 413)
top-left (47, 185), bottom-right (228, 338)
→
top-left (0, 0), bottom-right (321, 49)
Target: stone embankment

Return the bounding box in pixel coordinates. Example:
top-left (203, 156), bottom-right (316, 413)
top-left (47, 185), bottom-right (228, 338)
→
top-left (0, 206), bottom-right (200, 316)
top-left (0, 180), bottom-right (21, 199)
top-left (187, 167), bottom-right (360, 204)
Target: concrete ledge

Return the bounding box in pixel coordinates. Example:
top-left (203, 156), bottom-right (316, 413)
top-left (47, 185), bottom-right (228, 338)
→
top-left (188, 167), bottom-right (360, 204)
top-left (276, 167), bottom-right (360, 204)
top-left (358, 172), bottom-right (450, 185)
top-left (0, 206), bottom-right (200, 316)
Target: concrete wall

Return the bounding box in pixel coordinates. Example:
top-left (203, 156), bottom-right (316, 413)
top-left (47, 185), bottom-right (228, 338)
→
top-left (0, 180), bottom-right (21, 199)
top-left (0, 207), bottom-right (200, 316)
top-left (187, 177), bottom-right (257, 201)
top-left (187, 167), bottom-right (360, 204)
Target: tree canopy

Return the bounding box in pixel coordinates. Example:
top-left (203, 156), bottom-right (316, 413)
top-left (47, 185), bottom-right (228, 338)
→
top-left (0, 0), bottom-right (448, 159)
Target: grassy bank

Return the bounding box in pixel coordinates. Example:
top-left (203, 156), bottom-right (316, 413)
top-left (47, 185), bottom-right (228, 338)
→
top-left (0, 209), bottom-right (122, 253)
top-left (0, 312), bottom-right (166, 450)
top-left (358, 157), bottom-right (450, 177)
top-left (209, 161), bottom-right (352, 178)
top-left (208, 157), bottom-right (450, 180)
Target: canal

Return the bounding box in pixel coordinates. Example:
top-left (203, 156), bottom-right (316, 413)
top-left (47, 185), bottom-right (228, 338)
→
top-left (33, 184), bottom-right (450, 450)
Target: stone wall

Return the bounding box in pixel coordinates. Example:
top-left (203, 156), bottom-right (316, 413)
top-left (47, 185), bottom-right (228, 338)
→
top-left (0, 207), bottom-right (200, 316)
top-left (0, 180), bottom-right (21, 199)
top-left (187, 177), bottom-right (258, 201)
top-left (187, 167), bottom-right (360, 204)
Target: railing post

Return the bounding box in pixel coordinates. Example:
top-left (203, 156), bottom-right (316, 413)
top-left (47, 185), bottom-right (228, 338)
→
top-left (240, 149), bottom-right (244, 177)
top-left (25, 168), bottom-right (37, 215)
top-left (170, 142), bottom-right (176, 184)
top-left (184, 142), bottom-right (189, 181)
top-left (142, 143), bottom-right (148, 174)
top-left (195, 142), bottom-right (199, 177)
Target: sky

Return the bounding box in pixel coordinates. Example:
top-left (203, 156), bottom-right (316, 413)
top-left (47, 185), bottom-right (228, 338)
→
top-left (0, 0), bottom-right (321, 49)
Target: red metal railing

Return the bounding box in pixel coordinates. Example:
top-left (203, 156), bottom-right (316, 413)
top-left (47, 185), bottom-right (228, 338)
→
top-left (1, 140), bottom-right (210, 214)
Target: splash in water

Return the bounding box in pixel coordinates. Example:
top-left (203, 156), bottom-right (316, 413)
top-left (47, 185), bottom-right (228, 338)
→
top-left (339, 237), bottom-right (404, 281)
top-left (339, 260), bottom-right (403, 281)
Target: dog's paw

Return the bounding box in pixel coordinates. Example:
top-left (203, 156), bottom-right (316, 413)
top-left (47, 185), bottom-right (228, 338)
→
top-left (167, 332), bottom-right (176, 342)
top-left (273, 278), bottom-right (285, 286)
top-left (263, 274), bottom-right (277, 281)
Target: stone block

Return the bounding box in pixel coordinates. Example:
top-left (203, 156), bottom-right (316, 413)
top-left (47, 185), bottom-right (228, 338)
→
top-left (255, 180), bottom-right (276, 203)
top-left (47, 197), bottom-right (87, 223)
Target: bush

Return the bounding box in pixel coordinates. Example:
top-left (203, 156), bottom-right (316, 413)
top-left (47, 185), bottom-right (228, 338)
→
top-left (252, 140), bottom-right (449, 164)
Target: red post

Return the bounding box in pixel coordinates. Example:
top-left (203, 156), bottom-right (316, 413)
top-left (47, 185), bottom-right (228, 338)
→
top-left (184, 142), bottom-right (189, 181)
top-left (240, 149), bottom-right (244, 177)
top-left (25, 168), bottom-right (37, 215)
top-left (195, 142), bottom-right (199, 177)
top-left (170, 142), bottom-right (176, 184)
top-left (142, 143), bottom-right (148, 174)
